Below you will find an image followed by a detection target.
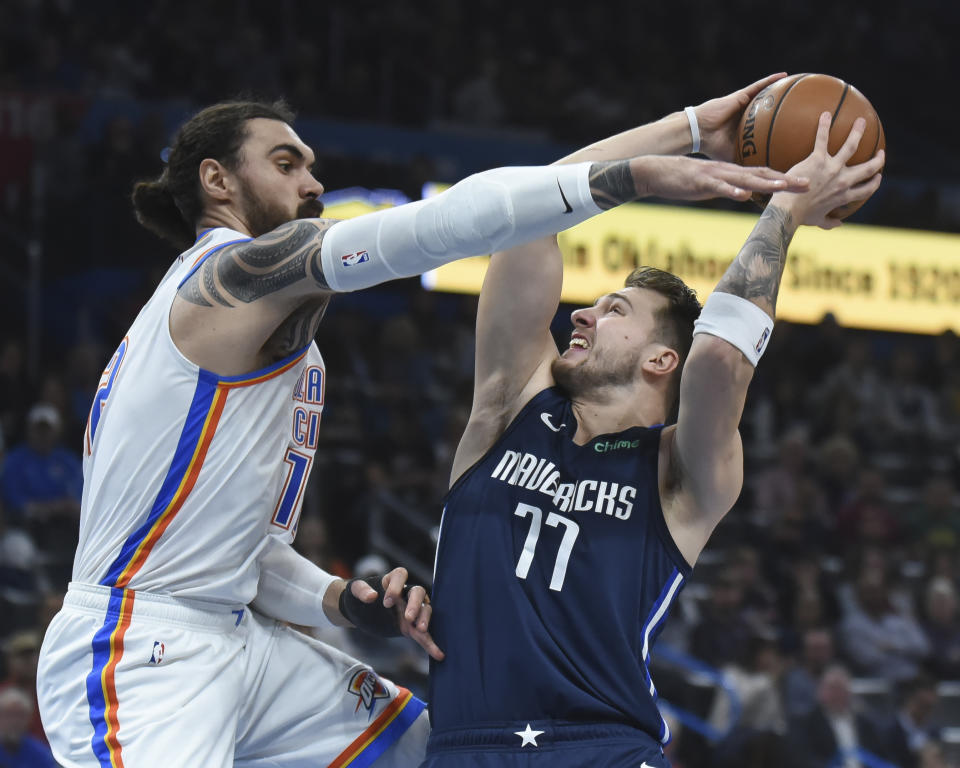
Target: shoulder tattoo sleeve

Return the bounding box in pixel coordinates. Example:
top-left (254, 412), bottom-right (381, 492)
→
top-left (178, 220), bottom-right (335, 306)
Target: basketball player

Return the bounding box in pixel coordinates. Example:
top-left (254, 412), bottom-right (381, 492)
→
top-left (35, 97), bottom-right (800, 767)
top-left (422, 81), bottom-right (885, 766)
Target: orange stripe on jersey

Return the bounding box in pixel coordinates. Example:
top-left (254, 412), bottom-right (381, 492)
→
top-left (328, 689), bottom-right (414, 768)
top-left (218, 347), bottom-right (310, 389)
top-left (190, 240), bottom-right (219, 267)
top-left (114, 386), bottom-right (228, 588)
top-left (99, 589), bottom-right (135, 768)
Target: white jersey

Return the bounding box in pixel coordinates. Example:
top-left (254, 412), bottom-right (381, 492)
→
top-left (73, 227), bottom-right (325, 605)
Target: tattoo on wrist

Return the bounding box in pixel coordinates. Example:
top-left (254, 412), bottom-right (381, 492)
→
top-left (588, 161), bottom-right (637, 210)
top-left (179, 220), bottom-right (333, 306)
top-left (715, 205), bottom-right (794, 315)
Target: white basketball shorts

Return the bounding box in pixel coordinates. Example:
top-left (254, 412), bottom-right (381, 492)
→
top-left (37, 583), bottom-right (428, 767)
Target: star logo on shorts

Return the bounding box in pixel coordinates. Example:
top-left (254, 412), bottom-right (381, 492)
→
top-left (515, 724), bottom-right (545, 747)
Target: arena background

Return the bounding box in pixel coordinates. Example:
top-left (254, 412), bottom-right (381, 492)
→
top-left (0, 2), bottom-right (958, 766)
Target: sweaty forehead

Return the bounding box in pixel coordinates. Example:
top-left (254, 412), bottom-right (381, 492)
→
top-left (243, 118), bottom-right (314, 163)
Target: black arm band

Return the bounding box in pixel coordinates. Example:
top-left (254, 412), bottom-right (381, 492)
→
top-left (338, 576), bottom-right (403, 638)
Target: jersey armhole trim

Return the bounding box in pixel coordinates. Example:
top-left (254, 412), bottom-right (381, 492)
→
top-left (443, 387), bottom-right (560, 503)
top-left (649, 480), bottom-right (694, 579)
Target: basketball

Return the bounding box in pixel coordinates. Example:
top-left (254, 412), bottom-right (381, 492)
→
top-left (735, 73), bottom-right (885, 219)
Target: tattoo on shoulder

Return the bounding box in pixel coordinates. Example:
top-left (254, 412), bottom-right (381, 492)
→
top-left (178, 220), bottom-right (334, 306)
top-left (715, 205), bottom-right (794, 315)
top-left (588, 161), bottom-right (636, 210)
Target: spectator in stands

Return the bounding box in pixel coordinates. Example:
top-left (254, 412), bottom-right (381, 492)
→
top-left (878, 673), bottom-right (941, 768)
top-left (917, 740), bottom-right (949, 768)
top-left (0, 403), bottom-right (82, 564)
top-left (840, 567), bottom-right (930, 683)
top-left (752, 426), bottom-right (827, 531)
top-left (708, 631), bottom-right (788, 768)
top-left (921, 576), bottom-right (960, 680)
top-left (809, 337), bottom-right (884, 449)
top-left (814, 433), bottom-right (860, 518)
top-left (908, 475), bottom-right (960, 553)
top-left (690, 567), bottom-right (756, 669)
top-left (731, 545), bottom-right (779, 629)
top-left (0, 686), bottom-right (56, 767)
top-left (774, 553), bottom-right (841, 650)
top-left (879, 344), bottom-right (946, 452)
top-left (782, 628), bottom-right (838, 719)
top-left (0, 504), bottom-right (47, 637)
top-left (786, 664), bottom-right (886, 768)
top-left (835, 466), bottom-right (900, 552)
top-left (0, 631), bottom-right (45, 744)
top-left (0, 403), bottom-right (81, 519)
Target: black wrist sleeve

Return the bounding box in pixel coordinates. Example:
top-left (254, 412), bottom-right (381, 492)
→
top-left (338, 576), bottom-right (403, 637)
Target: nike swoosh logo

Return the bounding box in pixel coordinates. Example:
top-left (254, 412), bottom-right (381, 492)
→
top-left (557, 180), bottom-right (573, 214)
top-left (541, 413), bottom-right (565, 432)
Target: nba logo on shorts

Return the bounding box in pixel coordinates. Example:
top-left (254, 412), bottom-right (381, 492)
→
top-left (347, 669), bottom-right (389, 718)
top-left (341, 250), bottom-right (370, 267)
top-left (150, 641), bottom-right (165, 664)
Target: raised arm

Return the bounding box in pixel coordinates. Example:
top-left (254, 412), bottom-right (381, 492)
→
top-left (452, 75), bottom-right (804, 483)
top-left (663, 113), bottom-right (885, 566)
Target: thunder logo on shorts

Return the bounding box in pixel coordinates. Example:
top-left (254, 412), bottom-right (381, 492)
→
top-left (348, 669), bottom-right (390, 718)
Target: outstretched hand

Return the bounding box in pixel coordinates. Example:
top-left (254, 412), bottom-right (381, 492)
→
top-left (349, 566), bottom-right (445, 661)
top-left (771, 112), bottom-right (885, 229)
top-left (632, 154), bottom-right (808, 203)
top-left (693, 73), bottom-right (786, 161)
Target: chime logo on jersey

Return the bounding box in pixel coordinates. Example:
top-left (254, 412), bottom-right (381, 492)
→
top-left (341, 250), bottom-right (370, 266)
top-left (347, 668), bottom-right (389, 718)
top-left (149, 641), bottom-right (165, 664)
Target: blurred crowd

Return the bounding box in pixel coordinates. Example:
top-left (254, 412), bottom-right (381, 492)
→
top-left (1, 290), bottom-right (958, 766)
top-left (0, 0), bottom-right (959, 765)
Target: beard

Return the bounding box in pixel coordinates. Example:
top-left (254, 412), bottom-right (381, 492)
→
top-left (551, 346), bottom-right (641, 399)
top-left (239, 180), bottom-right (325, 238)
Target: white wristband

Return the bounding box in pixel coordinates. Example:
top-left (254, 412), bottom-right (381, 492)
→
top-left (684, 106), bottom-right (701, 154)
top-left (692, 292), bottom-right (774, 367)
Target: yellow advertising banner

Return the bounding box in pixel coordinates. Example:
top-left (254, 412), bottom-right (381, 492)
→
top-left (324, 193), bottom-right (960, 335)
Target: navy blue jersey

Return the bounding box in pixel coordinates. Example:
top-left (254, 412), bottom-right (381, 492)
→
top-left (428, 387), bottom-right (692, 744)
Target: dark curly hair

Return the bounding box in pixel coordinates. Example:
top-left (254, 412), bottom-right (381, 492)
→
top-left (131, 99), bottom-right (296, 250)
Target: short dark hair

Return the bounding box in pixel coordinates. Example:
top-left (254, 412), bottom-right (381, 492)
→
top-left (623, 266), bottom-right (701, 419)
top-left (131, 99), bottom-right (296, 250)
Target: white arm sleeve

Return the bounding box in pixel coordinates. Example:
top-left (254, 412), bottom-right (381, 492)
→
top-left (252, 536), bottom-right (339, 628)
top-left (319, 162), bottom-right (602, 292)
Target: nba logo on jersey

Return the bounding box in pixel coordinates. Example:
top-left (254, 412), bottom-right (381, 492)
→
top-left (347, 669), bottom-right (389, 718)
top-left (341, 250), bottom-right (370, 267)
top-left (150, 641), bottom-right (165, 664)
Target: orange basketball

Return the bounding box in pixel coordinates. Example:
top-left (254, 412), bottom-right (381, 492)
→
top-left (735, 73), bottom-right (885, 219)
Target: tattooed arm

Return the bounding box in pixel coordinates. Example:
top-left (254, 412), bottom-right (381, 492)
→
top-left (170, 218), bottom-right (337, 375)
top-left (661, 113), bottom-right (885, 566)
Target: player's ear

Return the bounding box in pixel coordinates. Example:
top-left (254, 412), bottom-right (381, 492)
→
top-left (642, 345), bottom-right (679, 377)
top-left (198, 158), bottom-right (232, 202)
